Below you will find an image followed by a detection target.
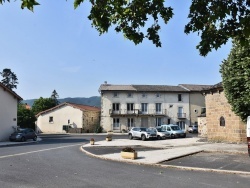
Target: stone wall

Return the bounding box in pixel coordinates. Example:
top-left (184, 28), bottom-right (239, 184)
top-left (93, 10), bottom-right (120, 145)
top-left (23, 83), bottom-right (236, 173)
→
top-left (205, 91), bottom-right (246, 143)
top-left (82, 110), bottom-right (100, 133)
top-left (198, 116), bottom-right (207, 138)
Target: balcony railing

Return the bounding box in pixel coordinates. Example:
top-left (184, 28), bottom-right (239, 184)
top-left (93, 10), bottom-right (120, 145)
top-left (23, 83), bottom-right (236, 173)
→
top-left (177, 113), bottom-right (186, 118)
top-left (109, 109), bottom-right (167, 116)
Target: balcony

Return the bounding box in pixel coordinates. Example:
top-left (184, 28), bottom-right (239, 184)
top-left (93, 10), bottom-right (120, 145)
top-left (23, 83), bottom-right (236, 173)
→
top-left (177, 113), bottom-right (186, 119)
top-left (109, 109), bottom-right (167, 117)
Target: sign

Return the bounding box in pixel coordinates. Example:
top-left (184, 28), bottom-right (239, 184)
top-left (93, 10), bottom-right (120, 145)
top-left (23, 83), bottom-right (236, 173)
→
top-left (248, 116), bottom-right (250, 137)
top-left (247, 116), bottom-right (250, 156)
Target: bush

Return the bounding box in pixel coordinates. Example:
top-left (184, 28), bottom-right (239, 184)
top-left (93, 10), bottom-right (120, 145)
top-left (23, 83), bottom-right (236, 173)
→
top-left (95, 125), bottom-right (103, 133)
top-left (122, 147), bottom-right (136, 153)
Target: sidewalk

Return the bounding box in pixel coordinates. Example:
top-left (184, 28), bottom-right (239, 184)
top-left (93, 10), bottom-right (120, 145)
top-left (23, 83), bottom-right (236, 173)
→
top-left (0, 137), bottom-right (42, 147)
top-left (81, 138), bottom-right (250, 175)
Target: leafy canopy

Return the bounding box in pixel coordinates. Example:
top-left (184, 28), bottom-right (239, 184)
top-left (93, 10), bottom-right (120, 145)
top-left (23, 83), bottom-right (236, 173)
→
top-left (18, 103), bottom-right (36, 129)
top-left (220, 38), bottom-right (250, 122)
top-left (1, 0), bottom-right (250, 56)
top-left (0, 68), bottom-right (18, 90)
top-left (32, 97), bottom-right (58, 115)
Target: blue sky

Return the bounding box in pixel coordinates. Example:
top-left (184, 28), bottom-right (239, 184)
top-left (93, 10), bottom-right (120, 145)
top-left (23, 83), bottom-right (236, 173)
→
top-left (0, 1), bottom-right (231, 100)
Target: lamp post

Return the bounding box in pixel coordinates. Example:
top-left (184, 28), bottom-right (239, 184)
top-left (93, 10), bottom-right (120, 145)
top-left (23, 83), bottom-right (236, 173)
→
top-left (247, 116), bottom-right (250, 157)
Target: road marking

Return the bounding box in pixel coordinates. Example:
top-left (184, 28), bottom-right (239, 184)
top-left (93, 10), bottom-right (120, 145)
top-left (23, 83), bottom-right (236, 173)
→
top-left (0, 143), bottom-right (83, 159)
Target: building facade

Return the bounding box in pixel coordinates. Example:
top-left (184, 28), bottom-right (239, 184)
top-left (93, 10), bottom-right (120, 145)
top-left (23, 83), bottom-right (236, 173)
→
top-left (99, 83), bottom-right (211, 132)
top-left (36, 102), bottom-right (100, 133)
top-left (203, 83), bottom-right (247, 143)
top-left (0, 83), bottom-right (22, 141)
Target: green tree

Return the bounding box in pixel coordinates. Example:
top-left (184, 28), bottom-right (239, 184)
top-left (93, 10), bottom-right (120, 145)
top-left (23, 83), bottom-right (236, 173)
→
top-left (1, 0), bottom-right (249, 56)
top-left (51, 89), bottom-right (60, 105)
top-left (0, 68), bottom-right (18, 90)
top-left (17, 103), bottom-right (36, 130)
top-left (220, 38), bottom-right (250, 122)
top-left (32, 97), bottom-right (58, 115)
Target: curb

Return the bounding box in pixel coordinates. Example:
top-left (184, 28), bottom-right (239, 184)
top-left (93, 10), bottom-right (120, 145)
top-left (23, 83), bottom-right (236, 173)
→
top-left (80, 146), bottom-right (250, 176)
top-left (0, 138), bottom-right (42, 148)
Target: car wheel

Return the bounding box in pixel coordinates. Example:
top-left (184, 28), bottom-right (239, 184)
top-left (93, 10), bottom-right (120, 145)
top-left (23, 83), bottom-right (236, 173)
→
top-left (171, 134), bottom-right (176, 139)
top-left (157, 135), bottom-right (161, 140)
top-left (21, 137), bottom-right (26, 142)
top-left (33, 136), bottom-right (37, 141)
top-left (128, 134), bottom-right (133, 140)
top-left (141, 134), bottom-right (146, 141)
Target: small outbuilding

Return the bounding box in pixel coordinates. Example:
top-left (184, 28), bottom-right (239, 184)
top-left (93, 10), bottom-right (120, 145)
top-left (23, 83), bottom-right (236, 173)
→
top-left (36, 102), bottom-right (100, 133)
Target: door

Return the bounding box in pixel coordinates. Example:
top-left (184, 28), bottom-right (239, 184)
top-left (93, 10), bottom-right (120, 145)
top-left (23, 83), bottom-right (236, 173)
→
top-left (177, 121), bottom-right (185, 130)
top-left (127, 118), bottom-right (134, 130)
top-left (141, 117), bottom-right (148, 128)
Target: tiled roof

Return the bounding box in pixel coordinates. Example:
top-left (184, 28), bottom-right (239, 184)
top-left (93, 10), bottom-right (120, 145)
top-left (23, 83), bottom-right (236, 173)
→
top-left (132, 85), bottom-right (187, 92)
top-left (202, 82), bottom-right (223, 92)
top-left (99, 84), bottom-right (211, 92)
top-left (36, 102), bottom-right (100, 117)
top-left (179, 84), bottom-right (213, 91)
top-left (99, 84), bottom-right (136, 91)
top-left (0, 82), bottom-right (22, 101)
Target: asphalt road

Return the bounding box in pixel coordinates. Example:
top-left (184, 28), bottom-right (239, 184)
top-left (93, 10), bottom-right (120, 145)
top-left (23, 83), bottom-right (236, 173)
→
top-left (0, 134), bottom-right (249, 188)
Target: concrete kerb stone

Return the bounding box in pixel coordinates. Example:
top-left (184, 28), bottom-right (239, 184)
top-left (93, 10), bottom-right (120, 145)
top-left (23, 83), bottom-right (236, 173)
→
top-left (80, 146), bottom-right (250, 176)
top-left (80, 138), bottom-right (250, 175)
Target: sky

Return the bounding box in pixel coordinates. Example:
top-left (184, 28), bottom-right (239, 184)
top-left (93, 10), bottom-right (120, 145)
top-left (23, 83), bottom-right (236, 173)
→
top-left (0, 1), bottom-right (232, 100)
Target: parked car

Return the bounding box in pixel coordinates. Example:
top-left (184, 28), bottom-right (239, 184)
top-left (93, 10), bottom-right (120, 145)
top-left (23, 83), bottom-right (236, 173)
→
top-left (159, 124), bottom-right (186, 138)
top-left (147, 127), bottom-right (170, 139)
top-left (128, 127), bottom-right (157, 141)
top-left (187, 125), bottom-right (198, 133)
top-left (9, 128), bottom-right (37, 142)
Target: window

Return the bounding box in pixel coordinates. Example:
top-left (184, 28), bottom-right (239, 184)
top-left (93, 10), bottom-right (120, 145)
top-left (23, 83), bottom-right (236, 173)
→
top-left (178, 94), bottom-right (182, 101)
top-left (201, 107), bottom-right (206, 114)
top-left (156, 117), bottom-right (162, 126)
top-left (127, 103), bottom-right (134, 111)
top-left (127, 93), bottom-right (133, 98)
top-left (49, 116), bottom-right (53, 123)
top-left (156, 93), bottom-right (161, 98)
top-left (92, 117), bottom-right (94, 122)
top-left (127, 118), bottom-right (134, 129)
top-left (112, 103), bottom-right (120, 111)
top-left (220, 116), bottom-right (225, 126)
top-left (141, 103), bottom-right (148, 113)
top-left (142, 93), bottom-right (147, 98)
top-left (113, 92), bottom-right (119, 97)
top-left (155, 103), bottom-right (162, 113)
top-left (113, 118), bottom-right (120, 130)
top-left (167, 118), bottom-right (171, 124)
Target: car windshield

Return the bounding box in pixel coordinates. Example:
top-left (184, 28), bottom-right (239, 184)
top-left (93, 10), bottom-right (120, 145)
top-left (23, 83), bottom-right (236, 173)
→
top-left (171, 126), bottom-right (180, 130)
top-left (140, 128), bottom-right (147, 131)
top-left (156, 128), bottom-right (164, 132)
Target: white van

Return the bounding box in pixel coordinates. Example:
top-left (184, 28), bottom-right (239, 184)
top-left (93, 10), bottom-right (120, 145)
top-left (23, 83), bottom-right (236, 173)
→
top-left (159, 124), bottom-right (186, 138)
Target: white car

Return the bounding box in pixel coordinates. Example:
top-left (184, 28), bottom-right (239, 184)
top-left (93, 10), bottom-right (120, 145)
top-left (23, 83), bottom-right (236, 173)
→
top-left (148, 127), bottom-right (170, 140)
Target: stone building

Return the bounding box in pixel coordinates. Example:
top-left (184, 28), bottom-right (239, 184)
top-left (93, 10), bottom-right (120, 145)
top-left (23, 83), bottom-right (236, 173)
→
top-left (36, 102), bottom-right (100, 133)
top-left (99, 83), bottom-right (211, 132)
top-left (202, 82), bottom-right (247, 143)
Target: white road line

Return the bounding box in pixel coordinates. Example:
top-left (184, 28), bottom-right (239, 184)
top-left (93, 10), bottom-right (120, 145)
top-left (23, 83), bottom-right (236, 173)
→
top-left (0, 143), bottom-right (83, 159)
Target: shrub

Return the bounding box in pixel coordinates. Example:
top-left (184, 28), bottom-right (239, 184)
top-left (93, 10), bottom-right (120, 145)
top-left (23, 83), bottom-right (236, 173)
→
top-left (122, 147), bottom-right (135, 153)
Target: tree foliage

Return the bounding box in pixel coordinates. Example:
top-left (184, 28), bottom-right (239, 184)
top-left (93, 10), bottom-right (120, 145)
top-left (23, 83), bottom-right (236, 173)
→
top-left (32, 97), bottom-right (58, 115)
top-left (0, 68), bottom-right (18, 90)
top-left (1, 0), bottom-right (250, 56)
top-left (220, 38), bottom-right (250, 122)
top-left (17, 103), bottom-right (36, 130)
top-left (51, 89), bottom-right (60, 105)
